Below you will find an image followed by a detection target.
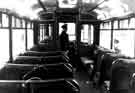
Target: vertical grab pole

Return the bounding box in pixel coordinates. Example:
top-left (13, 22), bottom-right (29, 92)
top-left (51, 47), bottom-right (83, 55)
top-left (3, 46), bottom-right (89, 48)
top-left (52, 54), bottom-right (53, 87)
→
top-left (110, 21), bottom-right (114, 49)
top-left (25, 20), bottom-right (28, 51)
top-left (76, 9), bottom-right (81, 52)
top-left (33, 21), bottom-right (39, 45)
top-left (9, 14), bottom-right (13, 62)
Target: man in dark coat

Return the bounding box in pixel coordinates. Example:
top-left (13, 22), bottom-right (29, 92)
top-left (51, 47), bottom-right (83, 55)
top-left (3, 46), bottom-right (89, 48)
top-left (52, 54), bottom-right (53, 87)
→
top-left (60, 24), bottom-right (69, 51)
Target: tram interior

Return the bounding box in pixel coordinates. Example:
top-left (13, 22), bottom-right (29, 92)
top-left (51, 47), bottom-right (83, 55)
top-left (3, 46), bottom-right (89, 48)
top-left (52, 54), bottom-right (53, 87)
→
top-left (0, 0), bottom-right (135, 93)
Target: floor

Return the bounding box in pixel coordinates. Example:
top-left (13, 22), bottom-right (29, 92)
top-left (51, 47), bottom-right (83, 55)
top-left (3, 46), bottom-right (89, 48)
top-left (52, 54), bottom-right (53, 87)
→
top-left (74, 69), bottom-right (108, 93)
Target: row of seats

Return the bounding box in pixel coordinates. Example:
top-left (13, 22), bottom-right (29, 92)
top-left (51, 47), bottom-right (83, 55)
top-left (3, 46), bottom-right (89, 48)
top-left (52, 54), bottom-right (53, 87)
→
top-left (111, 58), bottom-right (135, 93)
top-left (82, 44), bottom-right (134, 93)
top-left (30, 40), bottom-right (61, 52)
top-left (14, 55), bottom-right (69, 64)
top-left (0, 63), bottom-right (73, 80)
top-left (0, 40), bottom-right (80, 93)
top-left (0, 79), bottom-right (79, 93)
top-left (19, 50), bottom-right (65, 57)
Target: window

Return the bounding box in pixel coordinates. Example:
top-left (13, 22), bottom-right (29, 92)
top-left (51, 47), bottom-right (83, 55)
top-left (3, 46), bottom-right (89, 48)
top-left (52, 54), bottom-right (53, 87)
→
top-left (12, 16), bottom-right (15, 28)
top-left (0, 14), bottom-right (9, 63)
top-left (59, 23), bottom-right (76, 41)
top-left (100, 23), bottom-right (111, 49)
top-left (27, 29), bottom-right (34, 50)
top-left (39, 24), bottom-right (44, 41)
top-left (13, 29), bottom-right (25, 59)
top-left (113, 20), bottom-right (118, 29)
top-left (22, 20), bottom-right (25, 28)
top-left (16, 18), bottom-right (21, 28)
top-left (81, 25), bottom-right (88, 43)
top-left (120, 19), bottom-right (128, 28)
top-left (2, 14), bottom-right (8, 27)
top-left (104, 22), bottom-right (111, 29)
top-left (100, 18), bottom-right (135, 57)
top-left (100, 23), bottom-right (104, 29)
top-left (39, 23), bottom-right (53, 42)
top-left (27, 22), bottom-right (31, 29)
top-left (100, 30), bottom-right (111, 49)
top-left (113, 30), bottom-right (135, 57)
top-left (129, 18), bottom-right (135, 28)
top-left (49, 24), bottom-right (53, 37)
top-left (81, 24), bottom-right (94, 44)
top-left (0, 29), bottom-right (9, 63)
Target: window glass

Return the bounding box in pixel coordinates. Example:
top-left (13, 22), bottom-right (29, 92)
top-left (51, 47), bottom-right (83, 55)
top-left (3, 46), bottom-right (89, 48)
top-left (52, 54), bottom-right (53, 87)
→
top-left (39, 24), bottom-right (44, 41)
top-left (16, 18), bottom-right (20, 28)
top-left (100, 30), bottom-right (111, 49)
top-left (114, 20), bottom-right (118, 29)
top-left (39, 24), bottom-right (52, 42)
top-left (81, 25), bottom-right (88, 43)
top-left (13, 29), bottom-right (25, 59)
top-left (27, 29), bottom-right (34, 50)
top-left (89, 25), bottom-right (94, 44)
top-left (113, 30), bottom-right (135, 57)
top-left (80, 24), bottom-right (93, 44)
top-left (129, 18), bottom-right (135, 28)
top-left (104, 22), bottom-right (111, 29)
top-left (27, 22), bottom-right (31, 28)
top-left (100, 23), bottom-right (104, 29)
top-left (43, 24), bottom-right (49, 39)
top-left (12, 16), bottom-right (15, 27)
top-left (120, 20), bottom-right (128, 28)
top-left (2, 14), bottom-right (8, 27)
top-left (22, 20), bottom-right (25, 28)
top-left (108, 22), bottom-right (111, 29)
top-left (59, 23), bottom-right (76, 41)
top-left (0, 29), bottom-right (9, 63)
top-left (42, 25), bottom-right (45, 40)
top-left (49, 24), bottom-right (53, 37)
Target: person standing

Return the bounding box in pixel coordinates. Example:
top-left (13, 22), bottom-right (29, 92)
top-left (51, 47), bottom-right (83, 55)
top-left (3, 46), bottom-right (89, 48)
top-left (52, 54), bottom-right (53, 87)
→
top-left (60, 24), bottom-right (69, 51)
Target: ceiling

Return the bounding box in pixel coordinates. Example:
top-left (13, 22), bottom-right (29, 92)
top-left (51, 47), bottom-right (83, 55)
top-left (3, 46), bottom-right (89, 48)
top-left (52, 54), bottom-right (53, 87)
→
top-left (0, 0), bottom-right (134, 20)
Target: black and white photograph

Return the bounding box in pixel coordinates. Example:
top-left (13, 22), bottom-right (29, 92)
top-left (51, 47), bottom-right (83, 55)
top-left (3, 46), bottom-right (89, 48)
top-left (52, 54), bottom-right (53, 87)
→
top-left (0, 0), bottom-right (134, 93)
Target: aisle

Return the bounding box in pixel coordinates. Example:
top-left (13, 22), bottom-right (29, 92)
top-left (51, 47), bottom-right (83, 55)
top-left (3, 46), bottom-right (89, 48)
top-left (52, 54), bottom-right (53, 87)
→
top-left (74, 69), bottom-right (100, 93)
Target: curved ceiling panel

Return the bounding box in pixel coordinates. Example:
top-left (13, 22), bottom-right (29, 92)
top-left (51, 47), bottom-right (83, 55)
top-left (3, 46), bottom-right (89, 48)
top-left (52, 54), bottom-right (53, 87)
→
top-left (0, 0), bottom-right (134, 20)
top-left (121, 0), bottom-right (135, 12)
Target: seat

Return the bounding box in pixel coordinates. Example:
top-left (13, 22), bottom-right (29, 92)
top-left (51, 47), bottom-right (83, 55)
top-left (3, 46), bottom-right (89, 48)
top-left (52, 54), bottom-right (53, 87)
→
top-left (111, 58), bottom-right (135, 93)
top-left (0, 63), bottom-right (73, 80)
top-left (27, 79), bottom-right (80, 93)
top-left (23, 63), bottom-right (73, 80)
top-left (14, 55), bottom-right (69, 64)
top-left (19, 51), bottom-right (64, 57)
top-left (0, 64), bottom-right (35, 80)
top-left (0, 80), bottom-right (25, 93)
top-left (98, 52), bottom-right (130, 86)
top-left (0, 79), bottom-right (80, 93)
top-left (80, 57), bottom-right (94, 71)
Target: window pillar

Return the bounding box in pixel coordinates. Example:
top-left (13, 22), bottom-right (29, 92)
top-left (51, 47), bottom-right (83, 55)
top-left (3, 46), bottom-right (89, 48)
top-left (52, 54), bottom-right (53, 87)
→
top-left (9, 15), bottom-right (13, 62)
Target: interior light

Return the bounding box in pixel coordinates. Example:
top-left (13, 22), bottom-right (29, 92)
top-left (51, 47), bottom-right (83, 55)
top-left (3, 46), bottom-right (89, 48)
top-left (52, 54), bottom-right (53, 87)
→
top-left (63, 0), bottom-right (68, 4)
top-left (58, 0), bottom-right (77, 8)
top-left (82, 0), bottom-right (91, 3)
